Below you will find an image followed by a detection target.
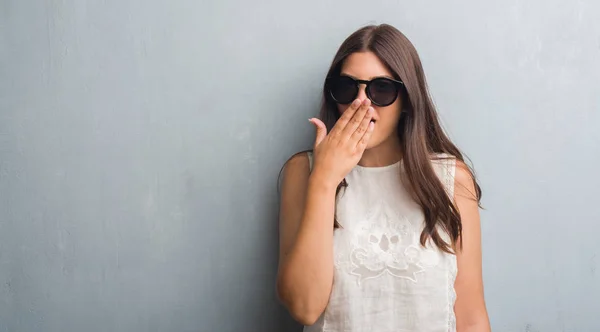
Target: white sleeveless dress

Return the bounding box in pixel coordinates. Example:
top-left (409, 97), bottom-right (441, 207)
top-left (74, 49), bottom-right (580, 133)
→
top-left (305, 152), bottom-right (457, 332)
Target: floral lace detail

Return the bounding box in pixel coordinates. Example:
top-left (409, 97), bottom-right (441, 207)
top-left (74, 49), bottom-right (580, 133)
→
top-left (346, 201), bottom-right (441, 285)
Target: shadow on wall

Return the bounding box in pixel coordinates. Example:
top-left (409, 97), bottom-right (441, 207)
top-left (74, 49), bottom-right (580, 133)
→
top-left (280, 314), bottom-right (302, 332)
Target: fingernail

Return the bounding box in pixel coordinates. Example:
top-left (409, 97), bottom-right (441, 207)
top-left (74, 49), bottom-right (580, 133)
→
top-left (368, 107), bottom-right (374, 114)
top-left (352, 100), bottom-right (361, 107)
top-left (363, 99), bottom-right (370, 105)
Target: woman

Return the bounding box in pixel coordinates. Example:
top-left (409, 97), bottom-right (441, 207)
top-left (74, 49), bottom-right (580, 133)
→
top-left (276, 24), bottom-right (490, 332)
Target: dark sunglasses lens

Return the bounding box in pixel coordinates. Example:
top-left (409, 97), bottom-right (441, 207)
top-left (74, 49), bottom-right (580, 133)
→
top-left (369, 79), bottom-right (398, 106)
top-left (329, 77), bottom-right (357, 104)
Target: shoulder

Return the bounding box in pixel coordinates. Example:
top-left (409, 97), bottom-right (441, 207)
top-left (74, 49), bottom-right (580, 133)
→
top-left (429, 153), bottom-right (471, 179)
top-left (429, 154), bottom-right (477, 199)
top-left (429, 153), bottom-right (457, 185)
top-left (283, 151), bottom-right (311, 174)
top-left (430, 152), bottom-right (456, 167)
top-left (280, 151), bottom-right (311, 189)
top-left (453, 159), bottom-right (478, 202)
top-left (454, 160), bottom-right (474, 186)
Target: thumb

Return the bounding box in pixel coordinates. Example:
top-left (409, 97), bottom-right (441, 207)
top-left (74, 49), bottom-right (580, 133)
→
top-left (309, 118), bottom-right (327, 147)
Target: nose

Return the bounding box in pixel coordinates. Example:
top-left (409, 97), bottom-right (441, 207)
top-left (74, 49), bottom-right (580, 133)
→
top-left (356, 84), bottom-right (368, 102)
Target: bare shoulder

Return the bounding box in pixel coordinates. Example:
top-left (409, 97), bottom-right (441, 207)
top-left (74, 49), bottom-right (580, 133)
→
top-left (281, 152), bottom-right (311, 187)
top-left (278, 152), bottom-right (311, 260)
top-left (454, 160), bottom-right (475, 188)
top-left (453, 159), bottom-right (489, 329)
top-left (453, 159), bottom-right (477, 201)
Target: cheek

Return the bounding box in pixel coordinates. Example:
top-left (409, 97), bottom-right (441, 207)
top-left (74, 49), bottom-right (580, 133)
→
top-left (376, 105), bottom-right (402, 130)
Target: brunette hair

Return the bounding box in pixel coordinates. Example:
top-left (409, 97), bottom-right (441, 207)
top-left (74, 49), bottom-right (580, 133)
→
top-left (320, 24), bottom-right (481, 253)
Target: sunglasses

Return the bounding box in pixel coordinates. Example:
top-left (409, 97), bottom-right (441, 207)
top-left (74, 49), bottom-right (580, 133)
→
top-left (326, 75), bottom-right (405, 107)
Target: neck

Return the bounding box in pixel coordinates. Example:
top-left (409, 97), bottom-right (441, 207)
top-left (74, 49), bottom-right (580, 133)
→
top-left (358, 133), bottom-right (403, 167)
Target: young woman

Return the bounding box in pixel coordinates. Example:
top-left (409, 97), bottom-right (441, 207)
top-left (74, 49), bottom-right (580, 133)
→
top-left (276, 24), bottom-right (490, 332)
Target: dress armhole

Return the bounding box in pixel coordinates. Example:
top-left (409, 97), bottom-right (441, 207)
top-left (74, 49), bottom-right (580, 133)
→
top-left (432, 153), bottom-right (457, 200)
top-left (445, 157), bottom-right (457, 200)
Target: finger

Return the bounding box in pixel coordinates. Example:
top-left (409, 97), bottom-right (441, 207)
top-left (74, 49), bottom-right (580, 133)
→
top-left (309, 118), bottom-right (327, 148)
top-left (356, 121), bottom-right (375, 152)
top-left (348, 106), bottom-right (374, 144)
top-left (329, 99), bottom-right (362, 137)
top-left (342, 100), bottom-right (372, 140)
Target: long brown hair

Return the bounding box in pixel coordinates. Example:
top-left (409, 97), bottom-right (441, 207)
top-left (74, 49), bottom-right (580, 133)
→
top-left (322, 24), bottom-right (481, 254)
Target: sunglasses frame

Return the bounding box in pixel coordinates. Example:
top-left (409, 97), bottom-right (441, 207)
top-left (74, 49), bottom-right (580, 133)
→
top-left (326, 75), bottom-right (405, 107)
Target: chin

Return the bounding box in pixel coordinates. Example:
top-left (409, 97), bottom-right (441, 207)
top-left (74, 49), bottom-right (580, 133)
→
top-left (365, 137), bottom-right (384, 150)
top-left (365, 130), bottom-right (398, 150)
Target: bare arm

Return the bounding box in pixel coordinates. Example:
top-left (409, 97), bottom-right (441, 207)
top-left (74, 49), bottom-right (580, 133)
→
top-left (276, 154), bottom-right (337, 325)
top-left (276, 99), bottom-right (375, 325)
top-left (454, 161), bottom-right (491, 332)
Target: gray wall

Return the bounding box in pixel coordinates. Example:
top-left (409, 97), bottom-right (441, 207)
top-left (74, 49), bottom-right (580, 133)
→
top-left (1, 1), bottom-right (599, 331)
